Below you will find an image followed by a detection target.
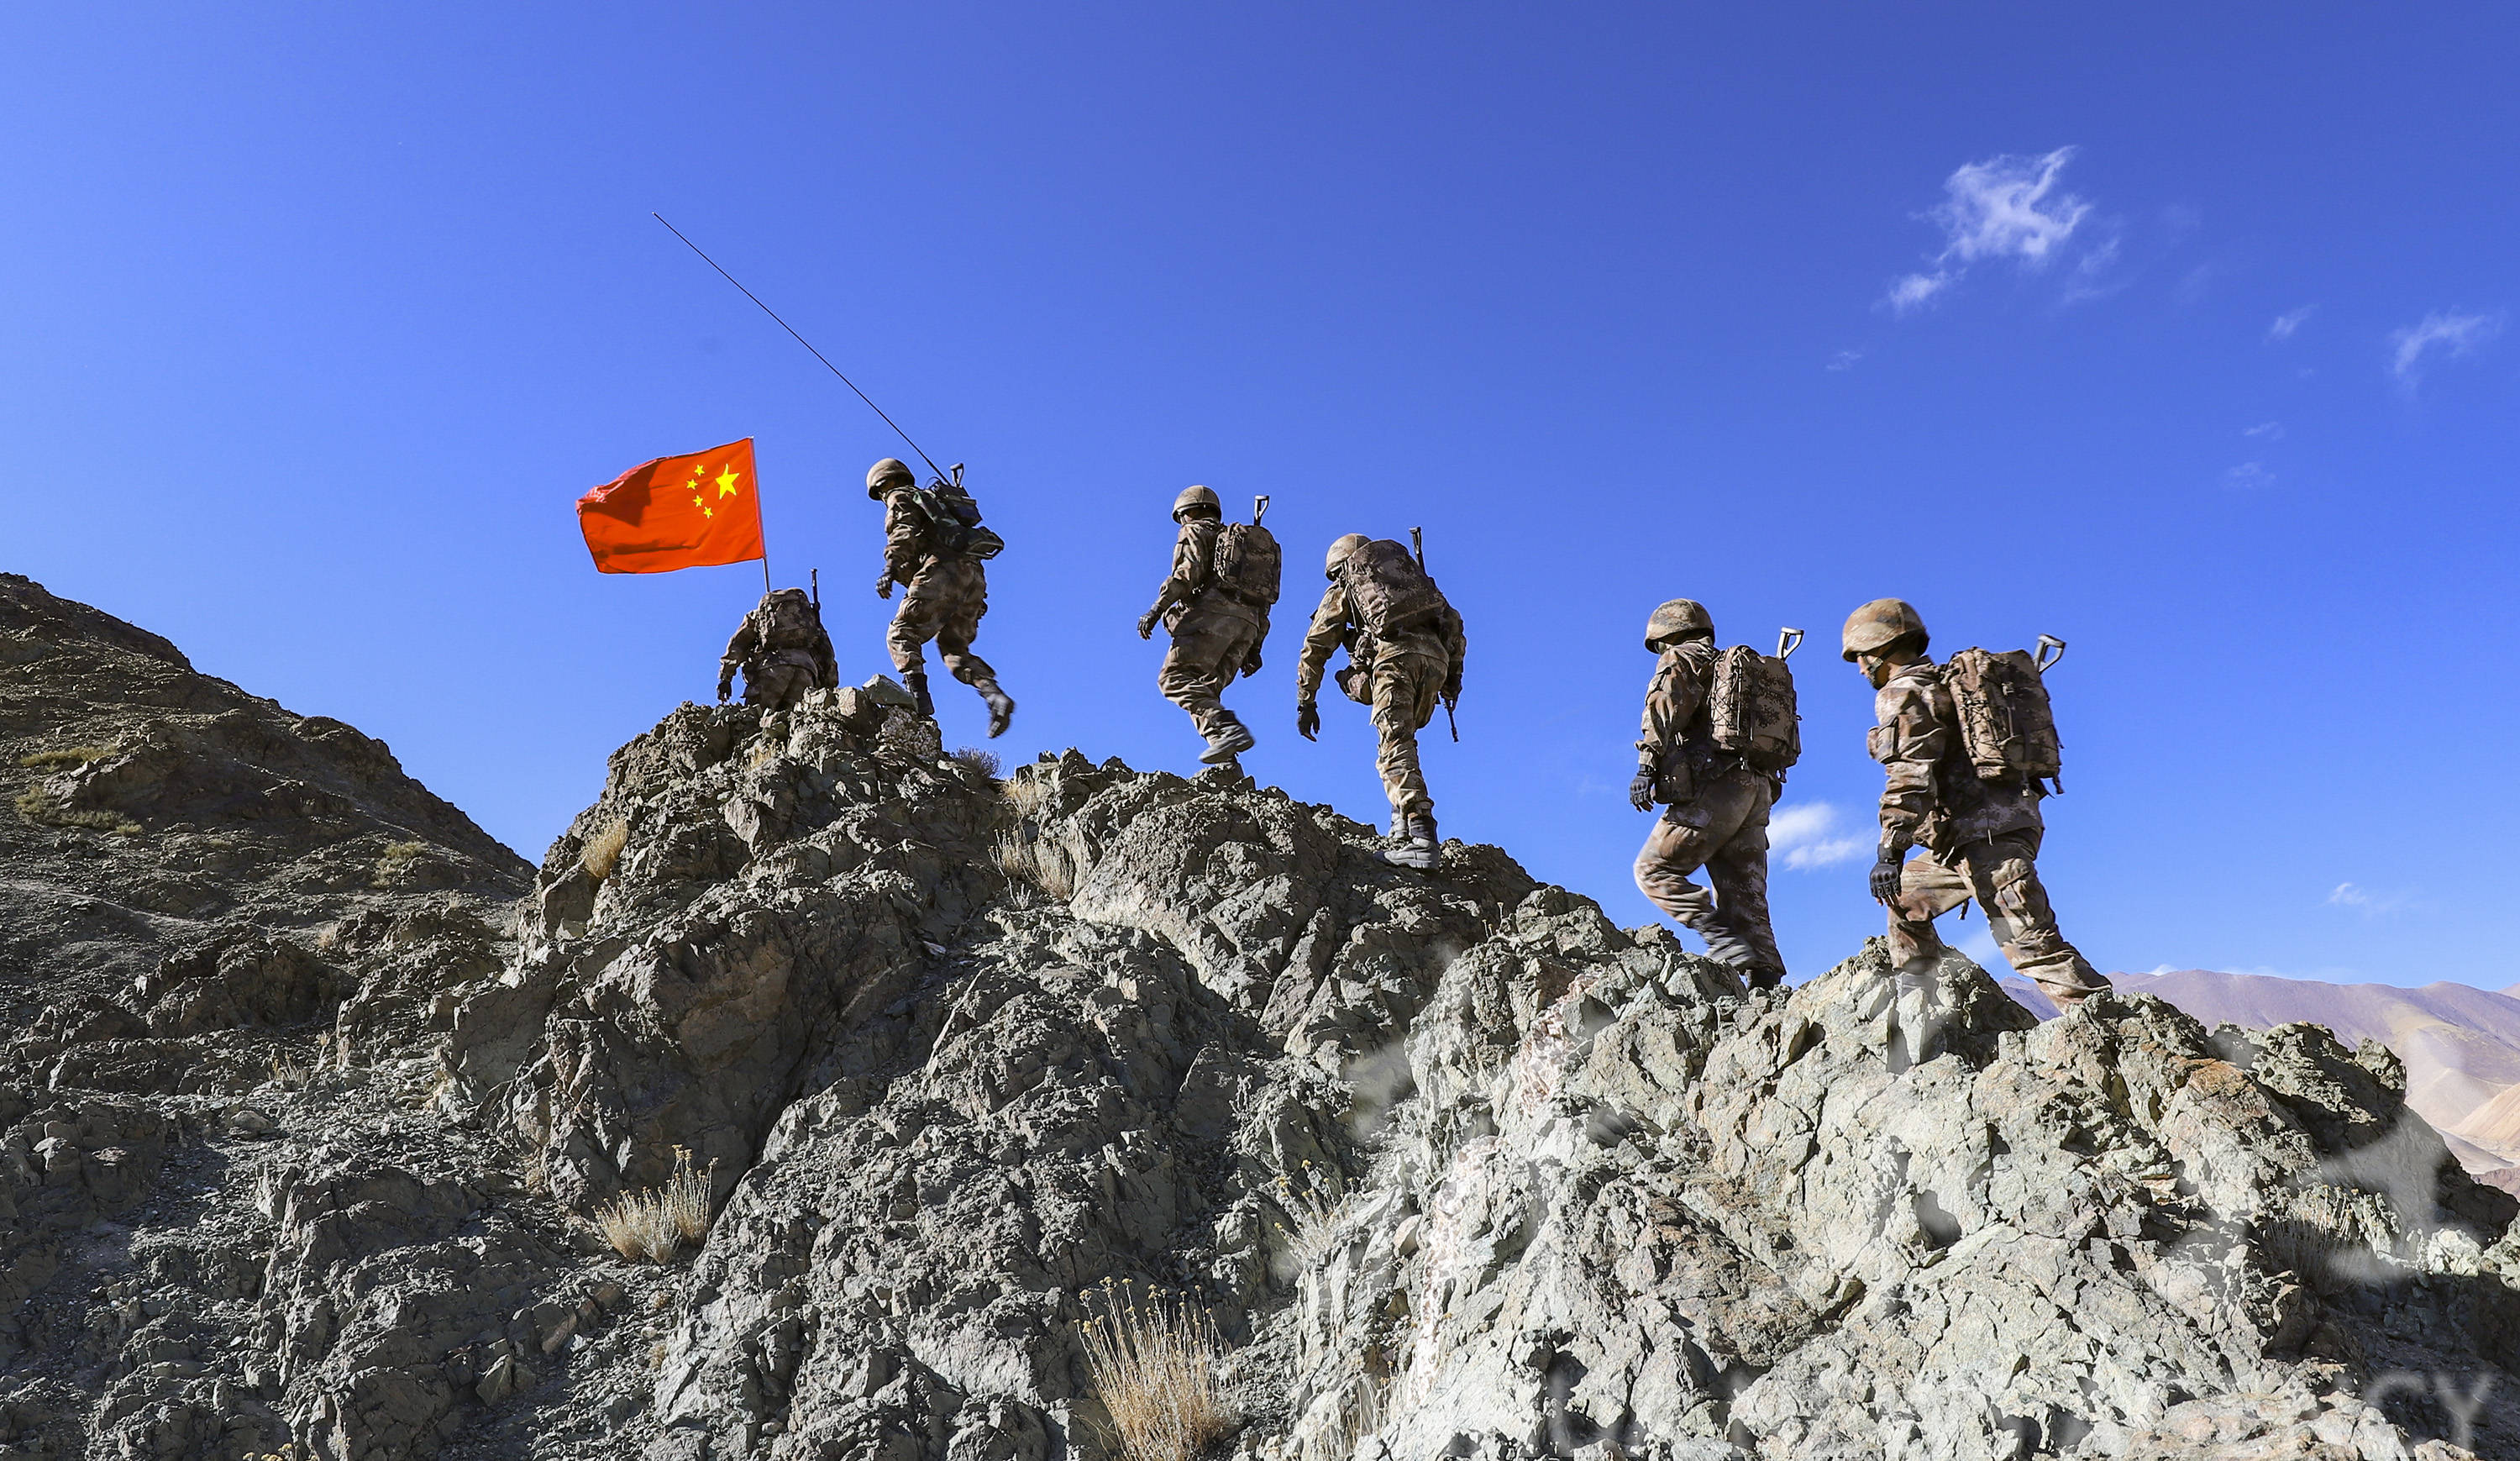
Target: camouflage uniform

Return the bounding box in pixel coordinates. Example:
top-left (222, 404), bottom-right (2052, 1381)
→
top-left (717, 589), bottom-right (837, 711)
top-left (1149, 517), bottom-right (1267, 756)
top-left (1294, 581), bottom-right (1465, 824)
top-left (1872, 660), bottom-right (2109, 1006)
top-left (1630, 639), bottom-right (1786, 985)
top-left (876, 479), bottom-right (1011, 728)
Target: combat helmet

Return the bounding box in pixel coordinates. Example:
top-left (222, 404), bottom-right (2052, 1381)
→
top-left (1172, 485), bottom-right (1221, 521)
top-left (1324, 533), bottom-right (1369, 578)
top-left (1643, 598), bottom-right (1714, 650)
top-left (1841, 598), bottom-right (1929, 661)
top-left (865, 458), bottom-right (916, 500)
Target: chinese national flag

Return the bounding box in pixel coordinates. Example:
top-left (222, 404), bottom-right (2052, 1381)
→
top-left (577, 438), bottom-right (765, 574)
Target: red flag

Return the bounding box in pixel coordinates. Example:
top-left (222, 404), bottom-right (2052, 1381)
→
top-left (578, 439), bottom-right (764, 574)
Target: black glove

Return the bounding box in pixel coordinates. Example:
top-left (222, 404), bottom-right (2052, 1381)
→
top-left (1136, 608), bottom-right (1160, 640)
top-left (875, 572), bottom-right (895, 600)
top-left (1241, 649), bottom-right (1262, 678)
top-left (1628, 764), bottom-right (1656, 812)
top-left (1296, 700), bottom-right (1321, 742)
top-left (1870, 839), bottom-right (1910, 906)
top-left (715, 679), bottom-right (732, 705)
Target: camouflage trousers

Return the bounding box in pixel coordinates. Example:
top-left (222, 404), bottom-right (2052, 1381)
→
top-left (1363, 650), bottom-right (1446, 821)
top-left (740, 662), bottom-right (816, 711)
top-left (886, 558), bottom-right (999, 689)
top-left (1889, 829), bottom-right (2111, 1007)
top-left (1633, 770), bottom-right (1783, 980)
top-left (1159, 603), bottom-right (1263, 743)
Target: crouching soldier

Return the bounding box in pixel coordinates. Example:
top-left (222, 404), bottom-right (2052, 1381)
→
top-left (868, 458), bottom-right (1015, 737)
top-left (1137, 486), bottom-right (1280, 765)
top-left (717, 587), bottom-right (837, 711)
top-left (1629, 599), bottom-right (1788, 990)
top-left (1842, 597), bottom-right (2108, 1011)
top-left (1294, 533), bottom-right (1465, 870)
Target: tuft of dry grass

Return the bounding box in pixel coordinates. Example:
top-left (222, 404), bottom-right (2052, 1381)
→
top-left (371, 839), bottom-right (430, 888)
top-left (1075, 1280), bottom-right (1235, 1461)
top-left (1270, 1160), bottom-right (1349, 1276)
top-left (267, 1050), bottom-right (312, 1090)
top-left (14, 786), bottom-right (139, 835)
top-left (1309, 1372), bottom-right (1389, 1459)
top-left (992, 829), bottom-right (1080, 903)
top-left (591, 1148), bottom-right (717, 1262)
top-left (1000, 774), bottom-right (1053, 822)
top-left (949, 746), bottom-right (1001, 780)
top-left (580, 817), bottom-right (630, 884)
top-left (17, 744), bottom-right (112, 770)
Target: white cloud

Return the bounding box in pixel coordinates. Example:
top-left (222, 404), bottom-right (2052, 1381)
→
top-left (1882, 146), bottom-right (2097, 314)
top-left (1769, 802), bottom-right (1870, 871)
top-left (2224, 461), bottom-right (2273, 489)
top-left (2390, 309), bottom-right (2504, 387)
top-left (2243, 421), bottom-right (2284, 441)
top-left (1826, 349), bottom-right (1864, 371)
top-left (2267, 305), bottom-right (2316, 342)
top-left (2328, 881), bottom-right (2411, 917)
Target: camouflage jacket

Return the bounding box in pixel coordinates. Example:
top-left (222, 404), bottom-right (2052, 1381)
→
top-left (1148, 520), bottom-right (1263, 633)
top-left (879, 487), bottom-right (962, 586)
top-left (1293, 581), bottom-right (1465, 704)
top-left (1635, 640), bottom-right (1720, 803)
top-left (1870, 660), bottom-right (2040, 854)
top-left (719, 596), bottom-right (836, 689)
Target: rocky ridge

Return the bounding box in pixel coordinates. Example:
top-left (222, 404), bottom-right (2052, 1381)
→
top-left (2, 577), bottom-right (2517, 1460)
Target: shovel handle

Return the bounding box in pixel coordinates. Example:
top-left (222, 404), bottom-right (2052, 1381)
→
top-left (1253, 494), bottom-right (1269, 523)
top-left (1776, 627), bottom-right (1804, 660)
top-left (2035, 634), bottom-right (2067, 672)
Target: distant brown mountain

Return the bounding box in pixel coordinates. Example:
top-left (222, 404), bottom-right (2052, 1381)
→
top-left (2003, 968), bottom-right (2520, 1192)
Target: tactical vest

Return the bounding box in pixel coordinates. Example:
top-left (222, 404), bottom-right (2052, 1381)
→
top-left (1214, 522), bottom-right (1281, 608)
top-left (1942, 647), bottom-right (2062, 789)
top-left (1340, 539), bottom-right (1447, 641)
top-left (1707, 645), bottom-right (1801, 774)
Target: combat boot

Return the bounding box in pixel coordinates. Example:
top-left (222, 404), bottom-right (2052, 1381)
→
top-left (1382, 813), bottom-right (1440, 871)
top-left (1200, 721), bottom-right (1256, 765)
top-left (903, 669), bottom-right (935, 718)
top-left (977, 681), bottom-right (1016, 739)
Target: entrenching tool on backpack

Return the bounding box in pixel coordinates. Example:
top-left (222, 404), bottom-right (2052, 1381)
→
top-left (1944, 634), bottom-right (2067, 792)
top-left (1709, 628), bottom-right (1802, 775)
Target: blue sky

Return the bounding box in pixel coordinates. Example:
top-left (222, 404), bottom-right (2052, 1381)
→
top-left (5, 4), bottom-right (2515, 990)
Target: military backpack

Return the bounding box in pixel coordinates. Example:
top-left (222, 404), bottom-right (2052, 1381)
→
top-left (754, 590), bottom-right (822, 650)
top-left (907, 478), bottom-right (1005, 561)
top-left (1341, 539), bottom-right (1448, 639)
top-left (1214, 522), bottom-right (1282, 608)
top-left (1942, 638), bottom-right (2066, 791)
top-left (1707, 631), bottom-right (1803, 774)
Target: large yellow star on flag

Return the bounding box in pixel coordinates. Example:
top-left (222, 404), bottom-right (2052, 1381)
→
top-left (715, 465), bottom-right (742, 497)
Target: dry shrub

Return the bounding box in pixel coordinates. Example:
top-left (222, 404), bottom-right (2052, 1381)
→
top-left (992, 829), bottom-right (1080, 903)
top-left (950, 746), bottom-right (1001, 780)
top-left (1000, 774), bottom-right (1053, 822)
top-left (14, 786), bottom-right (139, 835)
top-left (1076, 1280), bottom-right (1234, 1461)
top-left (1270, 1160), bottom-right (1349, 1277)
top-left (370, 839), bottom-right (430, 888)
top-left (580, 817), bottom-right (630, 883)
top-left (266, 1050), bottom-right (312, 1090)
top-left (591, 1148), bottom-right (717, 1262)
top-left (1310, 1372), bottom-right (1389, 1459)
top-left (17, 744), bottom-right (111, 770)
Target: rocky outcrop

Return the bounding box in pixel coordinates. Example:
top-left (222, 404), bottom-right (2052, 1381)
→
top-left (4, 579), bottom-right (2517, 1461)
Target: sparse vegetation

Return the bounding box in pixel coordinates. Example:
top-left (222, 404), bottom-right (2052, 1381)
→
top-left (591, 1148), bottom-right (717, 1262)
top-left (580, 817), bottom-right (630, 883)
top-left (1000, 774), bottom-right (1053, 822)
top-left (1075, 1280), bottom-right (1235, 1461)
top-left (267, 1050), bottom-right (312, 1090)
top-left (17, 744), bottom-right (112, 770)
top-left (992, 828), bottom-right (1081, 902)
top-left (14, 785), bottom-right (140, 835)
top-left (950, 746), bottom-right (1001, 779)
top-left (370, 839), bottom-right (430, 887)
top-left (1310, 1372), bottom-right (1390, 1459)
top-left (1271, 1159), bottom-right (1350, 1274)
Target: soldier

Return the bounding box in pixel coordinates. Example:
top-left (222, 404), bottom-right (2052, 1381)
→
top-left (1843, 597), bottom-right (2109, 1010)
top-left (1136, 486), bottom-right (1277, 765)
top-left (716, 587), bottom-right (837, 711)
top-left (1294, 533), bottom-right (1465, 870)
top-left (868, 458), bottom-right (1015, 737)
top-left (1628, 600), bottom-right (1788, 990)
